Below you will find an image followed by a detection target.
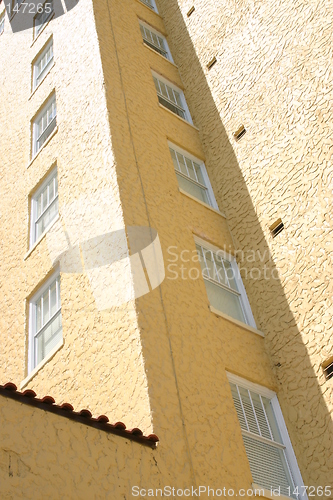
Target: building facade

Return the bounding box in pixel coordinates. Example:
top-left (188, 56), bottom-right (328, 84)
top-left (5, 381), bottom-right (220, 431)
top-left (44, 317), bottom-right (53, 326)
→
top-left (0, 0), bottom-right (332, 497)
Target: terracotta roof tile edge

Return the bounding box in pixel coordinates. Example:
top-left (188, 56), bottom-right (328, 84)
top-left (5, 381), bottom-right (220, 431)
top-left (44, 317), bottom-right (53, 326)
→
top-left (0, 383), bottom-right (159, 448)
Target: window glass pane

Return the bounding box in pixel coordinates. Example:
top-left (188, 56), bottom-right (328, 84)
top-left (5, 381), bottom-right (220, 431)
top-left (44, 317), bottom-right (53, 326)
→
top-left (230, 383), bottom-right (248, 431)
top-left (151, 32), bottom-right (158, 45)
top-left (42, 185), bottom-right (48, 211)
top-left (176, 173), bottom-right (210, 205)
top-left (194, 162), bottom-right (205, 184)
top-left (35, 41), bottom-right (53, 87)
top-left (33, 171), bottom-right (58, 244)
top-left (185, 158), bottom-right (196, 180)
top-left (49, 178), bottom-right (54, 200)
top-left (238, 387), bottom-right (261, 435)
top-left (42, 289), bottom-right (49, 326)
top-left (167, 86), bottom-right (176, 103)
top-left (57, 277), bottom-right (61, 307)
top-left (249, 392), bottom-right (273, 440)
top-left (200, 247), bottom-right (215, 278)
top-left (50, 280), bottom-right (57, 316)
top-left (36, 311), bottom-right (62, 365)
top-left (36, 197), bottom-right (58, 237)
top-left (31, 274), bottom-right (62, 370)
top-left (214, 256), bottom-right (228, 285)
top-left (153, 77), bottom-right (160, 93)
top-left (204, 278), bottom-right (246, 323)
top-left (174, 91), bottom-right (182, 107)
top-left (140, 0), bottom-right (154, 9)
top-left (36, 299), bottom-right (42, 332)
top-left (37, 194), bottom-right (42, 218)
top-left (262, 396), bottom-right (283, 444)
top-left (169, 148), bottom-right (179, 171)
top-left (35, 98), bottom-right (57, 153)
top-left (176, 152), bottom-right (188, 175)
top-left (160, 82), bottom-right (168, 99)
top-left (223, 259), bottom-right (238, 291)
top-left (0, 17), bottom-right (4, 35)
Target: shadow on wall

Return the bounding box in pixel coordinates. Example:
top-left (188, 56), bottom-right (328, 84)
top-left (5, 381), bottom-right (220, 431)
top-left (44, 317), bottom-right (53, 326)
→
top-left (156, 0), bottom-right (332, 487)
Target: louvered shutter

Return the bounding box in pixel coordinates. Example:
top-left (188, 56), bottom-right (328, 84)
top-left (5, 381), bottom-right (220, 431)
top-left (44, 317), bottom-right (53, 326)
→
top-left (230, 383), bottom-right (297, 499)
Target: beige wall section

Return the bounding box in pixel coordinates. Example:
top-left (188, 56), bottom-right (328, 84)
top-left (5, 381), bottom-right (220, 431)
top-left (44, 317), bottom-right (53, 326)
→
top-left (0, 0), bottom-right (152, 432)
top-left (156, 0), bottom-right (333, 487)
top-left (0, 394), bottom-right (159, 499)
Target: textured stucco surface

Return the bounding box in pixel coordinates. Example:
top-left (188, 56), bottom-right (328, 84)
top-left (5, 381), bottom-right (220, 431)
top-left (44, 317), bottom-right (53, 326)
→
top-left (0, 0), bottom-right (329, 495)
top-left (0, 0), bottom-right (152, 432)
top-left (156, 0), bottom-right (333, 487)
top-left (0, 394), bottom-right (159, 499)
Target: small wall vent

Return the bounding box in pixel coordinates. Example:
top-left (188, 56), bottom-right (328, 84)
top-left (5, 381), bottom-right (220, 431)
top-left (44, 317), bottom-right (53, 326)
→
top-left (322, 357), bottom-right (333, 381)
top-left (269, 218), bottom-right (284, 238)
top-left (187, 6), bottom-right (195, 17)
top-left (207, 57), bottom-right (217, 70)
top-left (234, 125), bottom-right (246, 141)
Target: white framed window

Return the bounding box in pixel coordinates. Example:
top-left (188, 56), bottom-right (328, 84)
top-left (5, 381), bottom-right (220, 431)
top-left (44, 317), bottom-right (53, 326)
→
top-left (29, 272), bottom-right (62, 373)
top-left (228, 373), bottom-right (308, 500)
top-left (33, 37), bottom-right (53, 90)
top-left (139, 0), bottom-right (158, 12)
top-left (152, 72), bottom-right (192, 123)
top-left (139, 22), bottom-right (172, 61)
top-left (30, 167), bottom-right (58, 246)
top-left (195, 237), bottom-right (256, 327)
top-left (168, 142), bottom-right (218, 208)
top-left (0, 13), bottom-right (5, 35)
top-left (33, 0), bottom-right (53, 39)
top-left (32, 93), bottom-right (57, 157)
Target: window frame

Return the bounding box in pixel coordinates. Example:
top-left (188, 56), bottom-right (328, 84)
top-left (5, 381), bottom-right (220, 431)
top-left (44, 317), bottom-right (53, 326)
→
top-left (152, 71), bottom-right (193, 124)
top-left (139, 21), bottom-right (173, 61)
top-left (32, 36), bottom-right (54, 91)
top-left (227, 372), bottom-right (308, 500)
top-left (30, 166), bottom-right (59, 247)
top-left (168, 142), bottom-right (218, 209)
top-left (28, 270), bottom-right (62, 373)
top-left (139, 0), bottom-right (158, 12)
top-left (33, 0), bottom-right (54, 40)
top-left (32, 92), bottom-right (57, 158)
top-left (0, 12), bottom-right (5, 35)
top-left (194, 236), bottom-right (256, 328)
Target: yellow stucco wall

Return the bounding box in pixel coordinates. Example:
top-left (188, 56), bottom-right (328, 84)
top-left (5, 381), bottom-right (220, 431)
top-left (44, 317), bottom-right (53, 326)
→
top-left (0, 394), bottom-right (159, 499)
top-left (156, 0), bottom-right (333, 488)
top-left (1, 0), bottom-right (330, 495)
top-left (0, 0), bottom-right (152, 432)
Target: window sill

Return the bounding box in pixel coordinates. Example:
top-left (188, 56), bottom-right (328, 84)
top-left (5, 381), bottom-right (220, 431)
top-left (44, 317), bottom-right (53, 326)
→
top-left (20, 338), bottom-right (64, 390)
top-left (135, 0), bottom-right (162, 17)
top-left (143, 42), bottom-right (178, 68)
top-left (179, 188), bottom-right (226, 218)
top-left (27, 125), bottom-right (58, 169)
top-left (252, 484), bottom-right (294, 500)
top-left (29, 61), bottom-right (55, 100)
top-left (24, 214), bottom-right (60, 260)
top-left (30, 12), bottom-right (55, 48)
top-left (158, 103), bottom-right (199, 130)
top-left (209, 305), bottom-right (264, 338)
